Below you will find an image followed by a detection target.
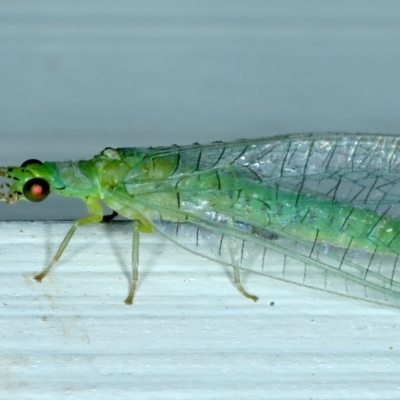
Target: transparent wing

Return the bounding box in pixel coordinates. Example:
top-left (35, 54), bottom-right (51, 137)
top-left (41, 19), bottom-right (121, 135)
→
top-left (113, 133), bottom-right (400, 307)
top-left (240, 133), bottom-right (400, 215)
top-left (121, 133), bottom-right (400, 215)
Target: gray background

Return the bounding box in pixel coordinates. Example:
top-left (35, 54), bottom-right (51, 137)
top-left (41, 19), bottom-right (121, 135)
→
top-left (1, 0), bottom-right (400, 219)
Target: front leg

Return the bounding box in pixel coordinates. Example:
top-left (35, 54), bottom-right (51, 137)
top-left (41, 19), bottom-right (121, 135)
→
top-left (34, 197), bottom-right (104, 281)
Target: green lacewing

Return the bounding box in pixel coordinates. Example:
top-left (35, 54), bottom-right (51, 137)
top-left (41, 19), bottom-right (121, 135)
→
top-left (2, 132), bottom-right (400, 307)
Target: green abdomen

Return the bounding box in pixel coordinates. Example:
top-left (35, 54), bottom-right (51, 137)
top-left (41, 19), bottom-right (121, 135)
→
top-left (231, 185), bottom-right (400, 255)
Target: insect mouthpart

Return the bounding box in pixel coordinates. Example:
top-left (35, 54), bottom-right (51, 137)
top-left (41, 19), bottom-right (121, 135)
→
top-left (0, 181), bottom-right (20, 204)
top-left (0, 167), bottom-right (23, 204)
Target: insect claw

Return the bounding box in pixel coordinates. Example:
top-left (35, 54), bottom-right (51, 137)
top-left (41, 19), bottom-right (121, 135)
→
top-left (237, 283), bottom-right (259, 302)
top-left (34, 273), bottom-right (45, 282)
top-left (124, 279), bottom-right (137, 305)
top-left (124, 296), bottom-right (133, 305)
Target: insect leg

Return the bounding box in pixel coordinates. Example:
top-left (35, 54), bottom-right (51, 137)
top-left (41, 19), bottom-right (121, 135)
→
top-left (34, 198), bottom-right (104, 282)
top-left (228, 235), bottom-right (258, 302)
top-left (124, 219), bottom-right (140, 305)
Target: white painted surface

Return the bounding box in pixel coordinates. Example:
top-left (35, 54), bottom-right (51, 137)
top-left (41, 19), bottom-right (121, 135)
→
top-left (0, 221), bottom-right (399, 399)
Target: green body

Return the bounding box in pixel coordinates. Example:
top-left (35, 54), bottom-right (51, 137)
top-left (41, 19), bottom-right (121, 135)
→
top-left (2, 133), bottom-right (400, 305)
top-left (47, 146), bottom-right (400, 254)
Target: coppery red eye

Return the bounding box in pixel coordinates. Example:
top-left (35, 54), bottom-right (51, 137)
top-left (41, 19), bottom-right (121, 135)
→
top-left (20, 159), bottom-right (43, 167)
top-left (23, 178), bottom-right (50, 202)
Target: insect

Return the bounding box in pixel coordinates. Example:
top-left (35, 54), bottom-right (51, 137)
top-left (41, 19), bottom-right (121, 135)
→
top-left (2, 133), bottom-right (400, 307)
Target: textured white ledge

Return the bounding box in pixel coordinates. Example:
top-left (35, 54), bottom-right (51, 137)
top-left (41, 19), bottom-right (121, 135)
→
top-left (0, 221), bottom-right (399, 399)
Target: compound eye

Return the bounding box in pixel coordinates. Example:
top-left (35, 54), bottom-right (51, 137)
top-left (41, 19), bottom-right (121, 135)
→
top-left (23, 178), bottom-right (50, 202)
top-left (21, 159), bottom-right (43, 167)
